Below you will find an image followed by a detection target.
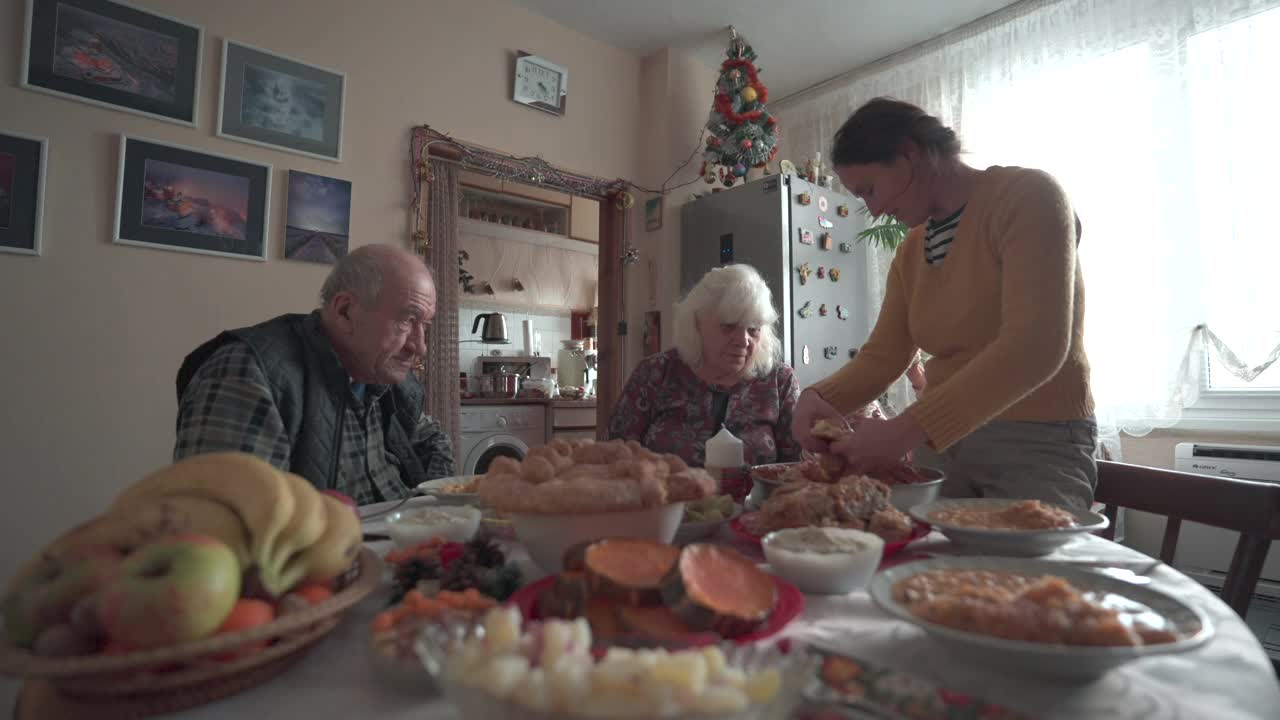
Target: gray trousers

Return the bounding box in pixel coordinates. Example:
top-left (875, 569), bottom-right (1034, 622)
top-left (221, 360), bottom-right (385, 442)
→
top-left (912, 419), bottom-right (1099, 514)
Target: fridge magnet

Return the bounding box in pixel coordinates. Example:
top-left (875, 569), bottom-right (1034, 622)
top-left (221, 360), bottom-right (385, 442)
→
top-left (0, 130), bottom-right (47, 256)
top-left (839, 242), bottom-right (853, 253)
top-left (818, 216), bottom-right (834, 229)
top-left (837, 204), bottom-right (850, 217)
top-left (824, 346), bottom-right (839, 359)
top-left (797, 262), bottom-right (812, 284)
top-left (849, 348), bottom-right (858, 358)
top-left (802, 345), bottom-right (811, 365)
top-left (836, 305), bottom-right (849, 320)
top-left (797, 192), bottom-right (811, 206)
top-left (798, 228), bottom-right (814, 245)
top-left (819, 303), bottom-right (828, 317)
top-left (829, 268), bottom-right (841, 282)
top-left (816, 266), bottom-right (825, 279)
top-left (798, 301), bottom-right (814, 319)
top-left (817, 195), bottom-right (828, 212)
top-left (819, 175), bottom-right (833, 188)
top-left (819, 232), bottom-right (833, 250)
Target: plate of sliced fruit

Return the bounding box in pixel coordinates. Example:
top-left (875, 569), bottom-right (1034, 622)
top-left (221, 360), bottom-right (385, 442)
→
top-left (508, 538), bottom-right (804, 649)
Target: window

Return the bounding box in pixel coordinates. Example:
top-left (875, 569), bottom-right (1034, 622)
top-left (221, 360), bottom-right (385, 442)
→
top-left (1187, 8), bottom-right (1280, 394)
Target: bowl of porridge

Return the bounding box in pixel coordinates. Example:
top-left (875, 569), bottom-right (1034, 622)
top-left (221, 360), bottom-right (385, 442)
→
top-left (908, 498), bottom-right (1109, 556)
top-left (869, 556), bottom-right (1212, 681)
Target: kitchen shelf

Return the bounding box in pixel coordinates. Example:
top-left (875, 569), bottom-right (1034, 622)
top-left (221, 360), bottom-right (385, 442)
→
top-left (461, 186), bottom-right (570, 237)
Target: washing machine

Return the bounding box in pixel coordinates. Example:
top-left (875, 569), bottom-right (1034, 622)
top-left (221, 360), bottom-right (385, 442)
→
top-left (459, 404), bottom-right (547, 475)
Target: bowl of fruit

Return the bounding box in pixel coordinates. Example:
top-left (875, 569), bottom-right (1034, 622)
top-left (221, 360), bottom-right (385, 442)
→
top-left (416, 605), bottom-right (814, 719)
top-left (0, 453), bottom-right (381, 716)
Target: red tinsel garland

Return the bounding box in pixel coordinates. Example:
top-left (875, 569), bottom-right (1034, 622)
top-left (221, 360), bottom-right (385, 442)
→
top-left (714, 58), bottom-right (771, 125)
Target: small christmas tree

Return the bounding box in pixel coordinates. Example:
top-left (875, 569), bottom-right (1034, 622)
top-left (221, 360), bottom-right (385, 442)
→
top-left (701, 30), bottom-right (779, 187)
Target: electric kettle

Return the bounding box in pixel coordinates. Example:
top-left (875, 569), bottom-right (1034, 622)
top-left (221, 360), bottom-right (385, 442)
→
top-left (472, 312), bottom-right (509, 344)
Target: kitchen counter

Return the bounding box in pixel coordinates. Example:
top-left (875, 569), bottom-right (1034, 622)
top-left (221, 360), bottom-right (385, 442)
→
top-left (460, 397), bottom-right (597, 407)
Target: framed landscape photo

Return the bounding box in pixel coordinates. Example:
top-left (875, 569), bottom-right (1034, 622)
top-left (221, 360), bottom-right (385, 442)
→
top-left (218, 40), bottom-right (346, 161)
top-left (0, 131), bottom-right (48, 256)
top-left (21, 0), bottom-right (202, 126)
top-left (114, 136), bottom-right (271, 261)
top-left (644, 195), bottom-right (663, 232)
top-left (285, 170), bottom-right (351, 264)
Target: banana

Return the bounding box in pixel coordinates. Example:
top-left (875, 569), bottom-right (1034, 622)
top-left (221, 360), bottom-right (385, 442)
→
top-left (276, 494), bottom-right (362, 590)
top-left (111, 453), bottom-right (295, 574)
top-left (27, 495), bottom-right (253, 570)
top-left (257, 472), bottom-right (329, 595)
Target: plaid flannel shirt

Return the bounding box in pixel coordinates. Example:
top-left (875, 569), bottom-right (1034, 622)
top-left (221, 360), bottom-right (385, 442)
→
top-left (174, 341), bottom-right (454, 505)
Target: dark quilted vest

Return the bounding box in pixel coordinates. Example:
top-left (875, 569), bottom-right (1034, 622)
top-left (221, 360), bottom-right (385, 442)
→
top-left (175, 311), bottom-right (430, 492)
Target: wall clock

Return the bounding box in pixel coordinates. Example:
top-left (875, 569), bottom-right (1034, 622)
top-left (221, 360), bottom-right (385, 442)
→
top-left (513, 52), bottom-right (567, 116)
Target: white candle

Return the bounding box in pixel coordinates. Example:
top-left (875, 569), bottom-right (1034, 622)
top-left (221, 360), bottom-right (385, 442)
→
top-left (705, 425), bottom-right (745, 490)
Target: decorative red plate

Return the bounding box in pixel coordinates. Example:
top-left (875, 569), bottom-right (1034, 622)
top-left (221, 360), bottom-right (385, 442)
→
top-left (507, 573), bottom-right (805, 647)
top-left (729, 512), bottom-right (931, 560)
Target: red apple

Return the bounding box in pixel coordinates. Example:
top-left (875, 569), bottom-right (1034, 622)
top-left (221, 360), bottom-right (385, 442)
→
top-left (320, 490), bottom-right (359, 515)
top-left (97, 534), bottom-right (241, 649)
top-left (2, 545), bottom-right (123, 648)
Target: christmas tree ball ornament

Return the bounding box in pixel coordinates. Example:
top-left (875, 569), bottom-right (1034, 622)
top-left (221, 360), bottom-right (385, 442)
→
top-left (741, 86), bottom-right (758, 103)
top-left (615, 192), bottom-right (636, 210)
top-left (741, 139), bottom-right (754, 149)
top-left (733, 163), bottom-right (747, 177)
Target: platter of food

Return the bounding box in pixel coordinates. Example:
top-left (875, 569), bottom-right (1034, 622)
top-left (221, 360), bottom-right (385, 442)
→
top-left (415, 475), bottom-right (481, 506)
top-left (508, 538), bottom-right (804, 649)
top-left (909, 498), bottom-right (1109, 556)
top-left (869, 556), bottom-right (1213, 681)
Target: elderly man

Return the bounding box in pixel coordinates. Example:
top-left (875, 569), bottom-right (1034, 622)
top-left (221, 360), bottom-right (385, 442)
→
top-left (174, 244), bottom-right (454, 504)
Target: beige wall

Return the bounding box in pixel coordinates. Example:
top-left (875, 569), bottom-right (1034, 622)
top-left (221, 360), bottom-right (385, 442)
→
top-left (624, 47), bottom-right (716, 376)
top-left (1118, 429), bottom-right (1280, 558)
top-left (0, 0), bottom-right (640, 582)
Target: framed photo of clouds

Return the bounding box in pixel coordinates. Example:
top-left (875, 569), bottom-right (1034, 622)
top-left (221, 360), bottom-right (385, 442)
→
top-left (21, 0), bottom-right (202, 126)
top-left (114, 135), bottom-right (271, 261)
top-left (285, 170), bottom-right (351, 264)
top-left (0, 131), bottom-right (48, 256)
top-left (217, 40), bottom-right (345, 162)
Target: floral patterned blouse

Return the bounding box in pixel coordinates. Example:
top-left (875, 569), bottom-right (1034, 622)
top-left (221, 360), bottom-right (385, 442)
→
top-left (608, 349), bottom-right (802, 468)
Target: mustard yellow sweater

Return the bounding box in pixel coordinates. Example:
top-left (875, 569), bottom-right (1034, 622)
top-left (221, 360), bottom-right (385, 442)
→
top-left (810, 166), bottom-right (1094, 451)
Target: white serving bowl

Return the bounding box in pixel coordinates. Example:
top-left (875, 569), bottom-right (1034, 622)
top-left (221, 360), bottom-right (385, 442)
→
top-left (909, 498), bottom-right (1109, 557)
top-left (508, 503), bottom-right (686, 574)
top-left (762, 527), bottom-right (885, 595)
top-left (415, 475), bottom-right (481, 506)
top-left (870, 556), bottom-right (1213, 682)
top-left (385, 506), bottom-right (482, 547)
top-left (887, 466), bottom-right (945, 512)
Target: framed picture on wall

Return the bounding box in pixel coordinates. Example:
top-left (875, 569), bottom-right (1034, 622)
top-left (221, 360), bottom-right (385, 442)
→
top-left (644, 195), bottom-right (663, 232)
top-left (284, 170), bottom-right (351, 264)
top-left (0, 131), bottom-right (48, 256)
top-left (114, 135), bottom-right (271, 261)
top-left (217, 40), bottom-right (346, 162)
top-left (21, 0), bottom-right (203, 126)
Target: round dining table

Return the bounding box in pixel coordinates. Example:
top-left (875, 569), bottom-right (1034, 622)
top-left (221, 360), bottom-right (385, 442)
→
top-left (8, 496), bottom-right (1280, 719)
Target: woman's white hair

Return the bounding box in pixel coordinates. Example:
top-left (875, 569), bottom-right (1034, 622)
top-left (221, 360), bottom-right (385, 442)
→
top-left (673, 264), bottom-right (781, 379)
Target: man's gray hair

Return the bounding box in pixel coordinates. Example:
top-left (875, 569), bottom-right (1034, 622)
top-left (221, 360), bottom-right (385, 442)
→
top-left (672, 264), bottom-right (781, 379)
top-left (319, 245), bottom-right (433, 306)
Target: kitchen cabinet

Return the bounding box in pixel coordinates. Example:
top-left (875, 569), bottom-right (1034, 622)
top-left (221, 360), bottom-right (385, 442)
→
top-left (570, 195), bottom-right (600, 243)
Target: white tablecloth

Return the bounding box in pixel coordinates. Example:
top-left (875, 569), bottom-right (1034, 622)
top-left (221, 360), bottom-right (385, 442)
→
top-left (10, 497), bottom-right (1280, 719)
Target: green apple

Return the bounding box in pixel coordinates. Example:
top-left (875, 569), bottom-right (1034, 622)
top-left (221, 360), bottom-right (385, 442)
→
top-left (97, 534), bottom-right (241, 649)
top-left (2, 545), bottom-right (123, 648)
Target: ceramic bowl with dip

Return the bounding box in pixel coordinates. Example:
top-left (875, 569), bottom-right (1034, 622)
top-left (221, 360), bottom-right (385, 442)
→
top-left (762, 527), bottom-right (885, 594)
top-left (385, 506), bottom-right (482, 547)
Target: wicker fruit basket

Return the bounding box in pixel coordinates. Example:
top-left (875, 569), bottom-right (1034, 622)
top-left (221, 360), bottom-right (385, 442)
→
top-left (1, 547), bottom-right (383, 717)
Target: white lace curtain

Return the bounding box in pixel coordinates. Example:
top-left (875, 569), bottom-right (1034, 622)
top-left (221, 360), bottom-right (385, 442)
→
top-left (777, 0), bottom-right (1280, 457)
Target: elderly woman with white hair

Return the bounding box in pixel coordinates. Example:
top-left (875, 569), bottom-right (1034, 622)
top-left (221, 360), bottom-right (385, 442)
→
top-left (608, 264), bottom-right (801, 468)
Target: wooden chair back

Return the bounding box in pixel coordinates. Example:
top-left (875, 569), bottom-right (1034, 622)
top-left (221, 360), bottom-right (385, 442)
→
top-left (1096, 460), bottom-right (1280, 618)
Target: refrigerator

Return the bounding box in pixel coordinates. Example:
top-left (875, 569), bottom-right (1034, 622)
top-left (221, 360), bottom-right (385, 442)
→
top-left (680, 173), bottom-right (871, 389)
